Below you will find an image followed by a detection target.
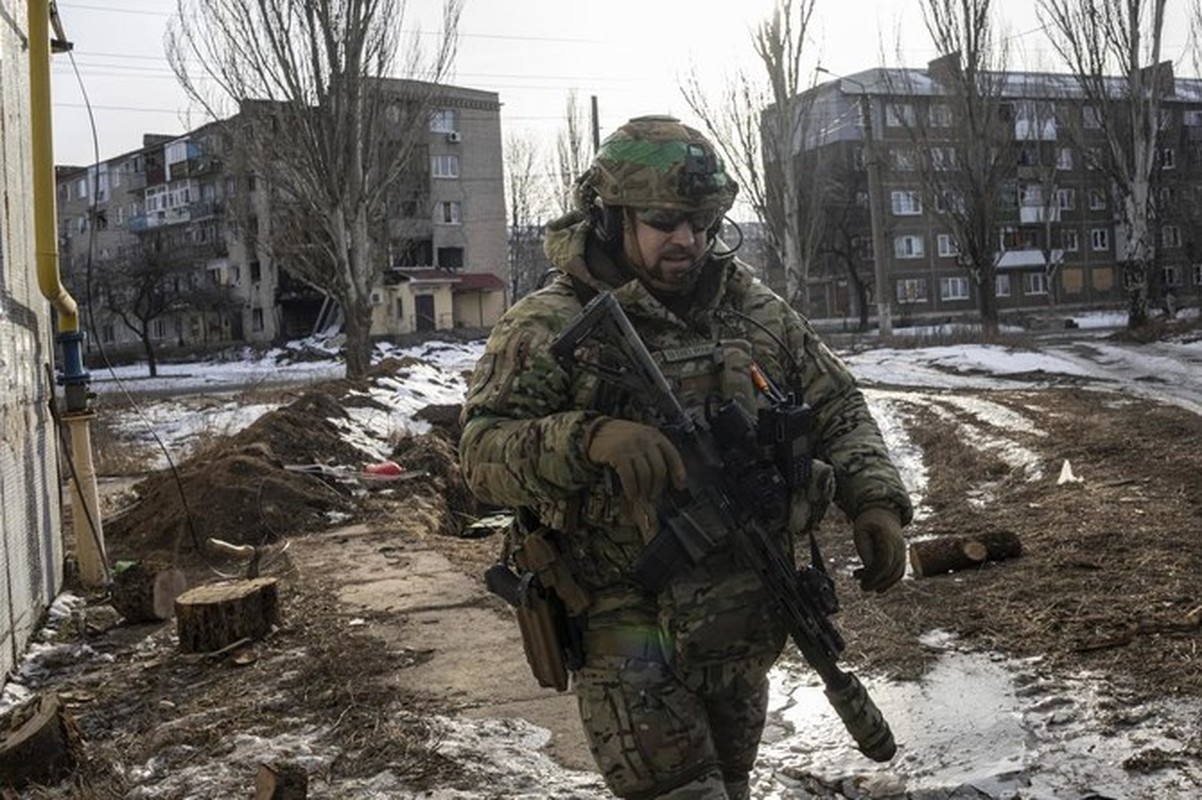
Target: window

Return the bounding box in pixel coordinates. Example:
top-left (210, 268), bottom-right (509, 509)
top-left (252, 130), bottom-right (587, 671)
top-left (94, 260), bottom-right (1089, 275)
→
top-left (1088, 189), bottom-right (1107, 210)
top-left (894, 235), bottom-right (924, 259)
top-left (896, 278), bottom-right (928, 304)
top-left (1083, 105), bottom-right (1102, 128)
top-left (929, 103), bottom-right (952, 127)
top-left (852, 148), bottom-right (866, 171)
top-left (892, 147), bottom-right (916, 171)
top-left (101, 324), bottom-right (115, 343)
top-left (930, 146), bottom-right (956, 170)
top-left (429, 109), bottom-right (458, 133)
top-left (396, 298), bottom-right (404, 319)
top-left (75, 178), bottom-right (88, 199)
top-left (1163, 265), bottom-right (1182, 287)
top-left (437, 246), bottom-right (464, 269)
top-left (1091, 228), bottom-right (1110, 251)
top-left (1017, 145), bottom-right (1038, 167)
top-left (937, 234), bottom-right (959, 257)
top-left (1159, 147), bottom-right (1177, 169)
top-left (996, 274), bottom-right (1011, 297)
top-left (853, 236), bottom-right (873, 261)
top-left (437, 201), bottom-right (462, 224)
top-left (1193, 264), bottom-right (1202, 286)
top-left (1162, 224), bottom-right (1181, 248)
top-left (252, 308), bottom-right (265, 332)
top-left (250, 260), bottom-right (262, 282)
top-left (152, 319), bottom-right (166, 340)
top-left (1056, 188), bottom-right (1075, 210)
top-left (941, 276), bottom-right (970, 300)
top-left (1056, 147), bottom-right (1074, 170)
top-left (432, 154), bottom-right (460, 178)
top-left (1086, 147), bottom-right (1104, 170)
top-left (891, 190), bottom-right (922, 215)
top-left (935, 190), bottom-right (965, 214)
top-left (885, 103), bottom-right (914, 127)
top-left (1023, 272), bottom-right (1048, 295)
top-left (1061, 229), bottom-right (1079, 251)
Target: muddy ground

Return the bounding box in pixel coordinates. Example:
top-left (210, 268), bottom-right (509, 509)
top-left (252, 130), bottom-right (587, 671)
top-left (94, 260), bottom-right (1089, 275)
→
top-left (5, 342), bottom-right (1202, 798)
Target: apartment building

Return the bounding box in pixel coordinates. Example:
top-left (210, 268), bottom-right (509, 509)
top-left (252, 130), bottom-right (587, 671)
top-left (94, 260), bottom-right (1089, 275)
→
top-left (791, 61), bottom-right (1202, 325)
top-left (55, 81), bottom-right (507, 360)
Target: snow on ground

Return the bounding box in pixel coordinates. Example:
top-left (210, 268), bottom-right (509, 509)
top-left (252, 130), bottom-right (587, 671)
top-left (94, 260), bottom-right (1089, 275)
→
top-left (13, 309), bottom-right (1202, 798)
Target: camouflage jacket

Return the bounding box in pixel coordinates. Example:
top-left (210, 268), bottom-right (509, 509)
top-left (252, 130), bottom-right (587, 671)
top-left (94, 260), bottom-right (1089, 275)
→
top-left (459, 213), bottom-right (912, 663)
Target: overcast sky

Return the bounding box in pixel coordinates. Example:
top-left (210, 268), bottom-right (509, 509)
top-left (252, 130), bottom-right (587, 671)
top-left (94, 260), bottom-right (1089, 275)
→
top-left (50, 0), bottom-right (1197, 168)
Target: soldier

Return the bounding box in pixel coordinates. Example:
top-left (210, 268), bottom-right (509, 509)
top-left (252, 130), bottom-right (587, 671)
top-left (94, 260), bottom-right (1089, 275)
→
top-left (459, 115), bottom-right (912, 799)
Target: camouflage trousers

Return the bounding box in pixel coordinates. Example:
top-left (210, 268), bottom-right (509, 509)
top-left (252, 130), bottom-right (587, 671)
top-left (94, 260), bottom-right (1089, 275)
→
top-left (573, 648), bottom-right (776, 800)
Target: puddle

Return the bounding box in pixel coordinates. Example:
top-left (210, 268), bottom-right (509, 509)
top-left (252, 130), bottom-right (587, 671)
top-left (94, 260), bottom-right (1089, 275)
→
top-left (751, 633), bottom-right (1202, 799)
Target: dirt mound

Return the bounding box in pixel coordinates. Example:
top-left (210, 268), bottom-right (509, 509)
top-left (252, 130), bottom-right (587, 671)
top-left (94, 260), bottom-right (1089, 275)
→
top-left (390, 425), bottom-right (485, 537)
top-left (104, 442), bottom-right (355, 561)
top-left (104, 387), bottom-right (381, 562)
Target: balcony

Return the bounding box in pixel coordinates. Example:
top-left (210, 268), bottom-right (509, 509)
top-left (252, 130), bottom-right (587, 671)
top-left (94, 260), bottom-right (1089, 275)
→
top-left (1019, 206), bottom-right (1060, 224)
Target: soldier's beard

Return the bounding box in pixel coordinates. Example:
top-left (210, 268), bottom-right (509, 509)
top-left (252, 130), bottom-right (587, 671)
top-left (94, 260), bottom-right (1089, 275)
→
top-left (640, 249), bottom-right (706, 293)
top-left (621, 227), bottom-right (706, 294)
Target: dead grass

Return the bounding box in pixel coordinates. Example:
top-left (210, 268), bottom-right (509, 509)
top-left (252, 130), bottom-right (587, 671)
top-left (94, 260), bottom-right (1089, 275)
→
top-left (832, 386), bottom-right (1202, 700)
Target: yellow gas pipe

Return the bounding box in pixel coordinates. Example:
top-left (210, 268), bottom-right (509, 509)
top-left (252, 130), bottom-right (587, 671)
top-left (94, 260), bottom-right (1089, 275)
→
top-left (29, 0), bottom-right (107, 589)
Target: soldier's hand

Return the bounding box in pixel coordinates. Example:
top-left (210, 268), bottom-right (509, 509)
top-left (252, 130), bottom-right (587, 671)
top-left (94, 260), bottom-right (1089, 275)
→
top-left (852, 507), bottom-right (906, 593)
top-left (586, 418), bottom-right (687, 504)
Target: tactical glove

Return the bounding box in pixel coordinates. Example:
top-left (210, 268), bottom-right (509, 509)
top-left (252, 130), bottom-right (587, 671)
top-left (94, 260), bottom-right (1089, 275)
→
top-left (852, 507), bottom-right (906, 593)
top-left (585, 418), bottom-right (687, 504)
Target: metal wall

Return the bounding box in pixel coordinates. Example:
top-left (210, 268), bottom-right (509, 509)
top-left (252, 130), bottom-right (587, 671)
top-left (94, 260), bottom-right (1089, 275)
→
top-left (1, 0), bottom-right (65, 681)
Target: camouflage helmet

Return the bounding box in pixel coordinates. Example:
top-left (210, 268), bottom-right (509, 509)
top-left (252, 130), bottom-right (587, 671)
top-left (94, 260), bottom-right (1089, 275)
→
top-left (577, 115), bottom-right (738, 215)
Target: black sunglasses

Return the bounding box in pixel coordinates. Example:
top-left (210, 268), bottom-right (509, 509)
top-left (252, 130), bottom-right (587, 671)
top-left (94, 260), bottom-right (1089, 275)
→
top-left (634, 208), bottom-right (720, 234)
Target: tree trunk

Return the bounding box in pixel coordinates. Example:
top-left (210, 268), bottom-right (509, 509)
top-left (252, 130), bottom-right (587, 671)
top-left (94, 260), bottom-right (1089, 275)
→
top-left (909, 531), bottom-right (1022, 577)
top-left (255, 760), bottom-right (309, 799)
top-left (0, 694), bottom-right (76, 789)
top-left (343, 296), bottom-right (374, 379)
top-left (111, 560), bottom-right (188, 622)
top-left (175, 578), bottom-right (279, 653)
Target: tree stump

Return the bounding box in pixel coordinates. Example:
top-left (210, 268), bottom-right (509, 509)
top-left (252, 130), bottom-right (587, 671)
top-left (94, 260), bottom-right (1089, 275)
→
top-left (110, 560), bottom-right (189, 622)
top-left (174, 578), bottom-right (279, 654)
top-left (909, 531), bottom-right (1023, 577)
top-left (0, 694), bottom-right (76, 789)
top-left (255, 760), bottom-right (309, 799)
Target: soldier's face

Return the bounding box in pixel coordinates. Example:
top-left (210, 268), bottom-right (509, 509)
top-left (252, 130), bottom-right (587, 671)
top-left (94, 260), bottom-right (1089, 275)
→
top-left (630, 209), bottom-right (713, 292)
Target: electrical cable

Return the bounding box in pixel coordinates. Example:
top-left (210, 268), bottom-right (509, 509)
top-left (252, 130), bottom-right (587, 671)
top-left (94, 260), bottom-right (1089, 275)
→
top-left (60, 14), bottom-right (231, 582)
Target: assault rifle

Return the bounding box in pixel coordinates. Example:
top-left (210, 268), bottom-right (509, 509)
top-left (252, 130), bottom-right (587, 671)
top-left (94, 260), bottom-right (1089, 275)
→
top-left (550, 291), bottom-right (896, 763)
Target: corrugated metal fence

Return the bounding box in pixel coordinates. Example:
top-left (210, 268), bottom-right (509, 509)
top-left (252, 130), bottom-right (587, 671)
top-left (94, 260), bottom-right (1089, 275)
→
top-left (1, 0), bottom-right (65, 682)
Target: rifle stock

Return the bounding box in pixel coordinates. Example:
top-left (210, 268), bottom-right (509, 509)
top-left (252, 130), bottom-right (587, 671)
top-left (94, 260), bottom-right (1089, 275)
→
top-left (552, 291), bottom-right (897, 762)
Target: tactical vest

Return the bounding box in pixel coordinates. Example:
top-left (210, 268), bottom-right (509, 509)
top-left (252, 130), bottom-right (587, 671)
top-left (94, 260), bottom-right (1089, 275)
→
top-left (562, 322), bottom-right (828, 670)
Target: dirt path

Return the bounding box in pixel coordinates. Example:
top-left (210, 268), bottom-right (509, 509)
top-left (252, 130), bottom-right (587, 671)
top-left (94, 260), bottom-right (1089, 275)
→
top-left (285, 519), bottom-right (595, 774)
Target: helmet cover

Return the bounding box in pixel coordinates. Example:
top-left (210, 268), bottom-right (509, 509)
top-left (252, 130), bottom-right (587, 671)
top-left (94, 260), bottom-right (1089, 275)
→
top-left (578, 115), bottom-right (738, 215)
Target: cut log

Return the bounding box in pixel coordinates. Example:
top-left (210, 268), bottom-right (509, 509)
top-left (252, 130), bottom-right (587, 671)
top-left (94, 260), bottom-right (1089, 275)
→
top-left (110, 560), bottom-right (188, 623)
top-left (174, 578), bottom-right (279, 654)
top-left (255, 760), bottom-right (309, 799)
top-left (909, 531), bottom-right (1023, 577)
top-left (0, 694), bottom-right (76, 789)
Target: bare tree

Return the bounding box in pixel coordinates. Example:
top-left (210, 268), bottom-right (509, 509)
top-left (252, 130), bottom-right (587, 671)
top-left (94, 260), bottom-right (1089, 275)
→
top-left (810, 152), bottom-right (874, 329)
top-left (167, 0), bottom-right (462, 378)
top-left (87, 239), bottom-right (234, 376)
top-left (505, 132), bottom-right (553, 300)
top-left (681, 0), bottom-right (823, 311)
top-left (888, 0), bottom-right (1014, 337)
top-left (554, 90), bottom-right (591, 216)
top-left (1039, 0), bottom-right (1169, 328)
top-left (681, 70), bottom-right (779, 288)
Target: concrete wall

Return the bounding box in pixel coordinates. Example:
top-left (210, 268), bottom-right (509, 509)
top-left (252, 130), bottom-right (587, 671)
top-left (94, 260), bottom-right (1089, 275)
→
top-left (1, 0), bottom-right (66, 683)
